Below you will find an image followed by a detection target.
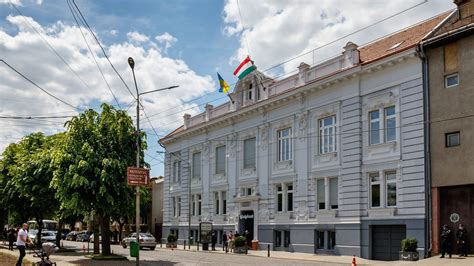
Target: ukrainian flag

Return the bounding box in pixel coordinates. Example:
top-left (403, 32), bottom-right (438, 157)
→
top-left (217, 72), bottom-right (230, 93)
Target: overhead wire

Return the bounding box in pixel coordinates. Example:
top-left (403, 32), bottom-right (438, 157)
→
top-left (66, 0), bottom-right (122, 109)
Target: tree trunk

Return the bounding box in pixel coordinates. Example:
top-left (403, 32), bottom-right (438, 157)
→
top-left (37, 218), bottom-right (43, 247)
top-left (93, 212), bottom-right (100, 254)
top-left (55, 220), bottom-right (63, 248)
top-left (118, 221), bottom-right (125, 242)
top-left (100, 215), bottom-right (111, 255)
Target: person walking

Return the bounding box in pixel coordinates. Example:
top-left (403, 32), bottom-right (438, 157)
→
top-left (211, 230), bottom-right (217, 251)
top-left (456, 224), bottom-right (468, 257)
top-left (16, 223), bottom-right (30, 266)
top-left (222, 231), bottom-right (228, 251)
top-left (8, 228), bottom-right (16, 251)
top-left (245, 230), bottom-right (251, 247)
top-left (228, 231), bottom-right (234, 253)
top-left (440, 224), bottom-right (454, 258)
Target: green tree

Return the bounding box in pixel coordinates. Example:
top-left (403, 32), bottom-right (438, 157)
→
top-left (0, 133), bottom-right (60, 246)
top-left (52, 103), bottom-right (145, 255)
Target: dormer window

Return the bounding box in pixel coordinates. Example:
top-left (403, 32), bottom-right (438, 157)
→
top-left (246, 83), bottom-right (253, 100)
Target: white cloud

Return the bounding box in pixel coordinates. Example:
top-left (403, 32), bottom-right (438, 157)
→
top-left (0, 0), bottom-right (22, 6)
top-left (223, 0), bottom-right (456, 75)
top-left (109, 29), bottom-right (118, 36)
top-left (126, 31), bottom-right (149, 43)
top-left (0, 15), bottom-right (214, 151)
top-left (154, 32), bottom-right (177, 53)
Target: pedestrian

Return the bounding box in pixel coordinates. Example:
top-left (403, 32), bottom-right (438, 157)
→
top-left (456, 224), bottom-right (468, 257)
top-left (228, 231), bottom-right (234, 253)
top-left (16, 223), bottom-right (31, 266)
top-left (245, 230), bottom-right (251, 247)
top-left (222, 230), bottom-right (228, 251)
top-left (8, 228), bottom-right (16, 251)
top-left (440, 224), bottom-right (453, 258)
top-left (211, 230), bottom-right (217, 251)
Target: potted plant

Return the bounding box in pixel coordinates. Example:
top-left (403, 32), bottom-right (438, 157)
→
top-left (233, 236), bottom-right (247, 253)
top-left (399, 237), bottom-right (419, 261)
top-left (166, 233), bottom-right (177, 248)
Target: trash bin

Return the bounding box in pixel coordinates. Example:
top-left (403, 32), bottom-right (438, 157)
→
top-left (130, 242), bottom-right (139, 257)
top-left (251, 240), bottom-right (259, 250)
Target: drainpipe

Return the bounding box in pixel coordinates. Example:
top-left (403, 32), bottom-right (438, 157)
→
top-left (416, 43), bottom-right (432, 258)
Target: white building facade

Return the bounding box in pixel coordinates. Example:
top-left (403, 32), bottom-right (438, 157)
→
top-left (160, 16), bottom-right (447, 260)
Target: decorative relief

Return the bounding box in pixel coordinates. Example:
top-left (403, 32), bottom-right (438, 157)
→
top-left (295, 202), bottom-right (309, 221)
top-left (229, 133), bottom-right (237, 158)
top-left (297, 111), bottom-right (308, 141)
top-left (203, 142), bottom-right (210, 161)
top-left (259, 124), bottom-right (269, 151)
top-left (259, 204), bottom-right (270, 220)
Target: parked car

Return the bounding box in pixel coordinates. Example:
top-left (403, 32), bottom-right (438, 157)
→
top-left (75, 231), bottom-right (90, 242)
top-left (36, 231), bottom-right (56, 244)
top-left (28, 230), bottom-right (38, 243)
top-left (122, 233), bottom-right (156, 250)
top-left (66, 231), bottom-right (78, 241)
top-left (89, 233), bottom-right (102, 243)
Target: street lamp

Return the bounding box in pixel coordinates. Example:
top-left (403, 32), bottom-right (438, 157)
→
top-left (128, 57), bottom-right (178, 266)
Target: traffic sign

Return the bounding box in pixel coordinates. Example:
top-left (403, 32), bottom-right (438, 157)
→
top-left (127, 167), bottom-right (149, 186)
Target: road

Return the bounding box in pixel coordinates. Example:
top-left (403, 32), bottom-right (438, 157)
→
top-left (61, 240), bottom-right (345, 265)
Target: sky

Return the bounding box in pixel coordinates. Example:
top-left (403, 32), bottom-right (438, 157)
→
top-left (0, 0), bottom-right (456, 177)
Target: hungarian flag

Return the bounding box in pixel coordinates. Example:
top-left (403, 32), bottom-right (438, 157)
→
top-left (233, 56), bottom-right (256, 79)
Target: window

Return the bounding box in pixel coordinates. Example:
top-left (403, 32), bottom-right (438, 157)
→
top-left (446, 132), bottom-right (460, 147)
top-left (329, 178), bottom-right (338, 209)
top-left (384, 106), bottom-right (396, 142)
top-left (246, 83), bottom-right (253, 100)
top-left (172, 160), bottom-right (181, 183)
top-left (243, 137), bottom-right (256, 169)
top-left (328, 231), bottom-right (336, 250)
top-left (319, 116), bottom-right (337, 154)
top-left (277, 185), bottom-right (283, 212)
top-left (191, 194), bottom-right (202, 216)
top-left (317, 179), bottom-right (325, 210)
top-left (316, 230), bottom-right (325, 249)
top-left (274, 231), bottom-right (282, 247)
top-left (222, 191), bottom-right (227, 214)
top-left (274, 230), bottom-right (290, 248)
top-left (192, 152), bottom-right (201, 179)
top-left (369, 110), bottom-right (380, 145)
top-left (276, 183), bottom-right (293, 212)
top-left (287, 184), bottom-right (293, 212)
top-left (214, 192), bottom-right (220, 215)
top-left (369, 106), bottom-right (396, 145)
top-left (240, 187), bottom-right (254, 197)
top-left (172, 196), bottom-right (181, 217)
top-left (445, 73), bottom-right (459, 88)
top-left (214, 191), bottom-right (226, 215)
top-left (386, 172), bottom-right (397, 207)
top-left (369, 170), bottom-right (397, 208)
top-left (277, 128), bottom-right (292, 161)
top-left (284, 230), bottom-right (291, 248)
top-left (215, 146), bottom-right (226, 174)
top-left (370, 173), bottom-right (381, 208)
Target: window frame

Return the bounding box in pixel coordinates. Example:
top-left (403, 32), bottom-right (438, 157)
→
top-left (384, 106), bottom-right (396, 142)
top-left (385, 171), bottom-right (397, 207)
top-left (215, 145), bottom-right (226, 175)
top-left (369, 172), bottom-right (381, 208)
top-left (369, 106), bottom-right (397, 146)
top-left (316, 179), bottom-right (326, 210)
top-left (243, 137), bottom-right (257, 169)
top-left (369, 110), bottom-right (381, 145)
top-left (192, 152), bottom-right (201, 179)
top-left (369, 170), bottom-right (398, 208)
top-left (446, 131), bottom-right (460, 147)
top-left (318, 115), bottom-right (337, 154)
top-left (277, 127), bottom-right (292, 162)
top-left (444, 73), bottom-right (459, 88)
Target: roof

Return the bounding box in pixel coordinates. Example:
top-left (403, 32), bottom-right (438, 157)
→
top-left (425, 2), bottom-right (474, 42)
top-left (160, 11), bottom-right (451, 143)
top-left (359, 11), bottom-right (451, 64)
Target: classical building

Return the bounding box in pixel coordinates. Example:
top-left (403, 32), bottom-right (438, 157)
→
top-left (160, 13), bottom-right (449, 260)
top-left (420, 0), bottom-right (474, 255)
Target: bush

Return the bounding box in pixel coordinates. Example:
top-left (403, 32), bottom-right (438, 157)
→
top-left (234, 236), bottom-right (247, 247)
top-left (167, 233), bottom-right (177, 243)
top-left (401, 237), bottom-right (418, 252)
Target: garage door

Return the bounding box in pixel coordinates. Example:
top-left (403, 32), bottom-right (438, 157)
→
top-left (372, 225), bottom-right (406, 261)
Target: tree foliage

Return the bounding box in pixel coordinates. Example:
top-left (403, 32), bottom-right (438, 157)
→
top-left (52, 103), bottom-right (146, 255)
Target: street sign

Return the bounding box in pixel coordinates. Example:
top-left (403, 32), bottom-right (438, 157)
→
top-left (199, 222), bottom-right (213, 244)
top-left (127, 167), bottom-right (149, 186)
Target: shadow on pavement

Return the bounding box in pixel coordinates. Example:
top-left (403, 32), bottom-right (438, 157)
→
top-left (69, 259), bottom-right (178, 265)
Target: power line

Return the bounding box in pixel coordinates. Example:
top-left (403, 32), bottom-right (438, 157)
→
top-left (66, 0), bottom-right (122, 109)
top-left (7, 0), bottom-right (95, 94)
top-left (71, 0), bottom-right (137, 102)
top-left (0, 59), bottom-right (83, 112)
top-left (0, 115), bottom-right (74, 119)
top-left (144, 0), bottom-right (430, 121)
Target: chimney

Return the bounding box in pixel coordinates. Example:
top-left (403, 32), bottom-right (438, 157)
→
top-left (297, 62), bottom-right (310, 86)
top-left (343, 41), bottom-right (360, 66)
top-left (454, 0), bottom-right (474, 19)
top-left (205, 103), bottom-right (213, 122)
top-left (183, 113), bottom-right (191, 129)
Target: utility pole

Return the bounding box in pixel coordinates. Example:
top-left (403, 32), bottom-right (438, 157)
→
top-left (128, 57), bottom-right (178, 266)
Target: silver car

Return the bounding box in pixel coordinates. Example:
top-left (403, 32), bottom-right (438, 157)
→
top-left (122, 233), bottom-right (156, 250)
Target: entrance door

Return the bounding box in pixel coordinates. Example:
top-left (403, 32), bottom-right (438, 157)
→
top-left (372, 225), bottom-right (406, 261)
top-left (239, 210), bottom-right (254, 241)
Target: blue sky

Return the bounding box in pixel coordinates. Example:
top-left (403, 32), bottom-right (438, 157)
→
top-left (0, 0), bottom-right (455, 177)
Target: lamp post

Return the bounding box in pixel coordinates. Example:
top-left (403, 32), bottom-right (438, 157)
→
top-left (128, 57), bottom-right (178, 266)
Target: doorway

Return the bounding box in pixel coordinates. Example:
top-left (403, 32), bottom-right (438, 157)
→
top-left (238, 210), bottom-right (254, 242)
